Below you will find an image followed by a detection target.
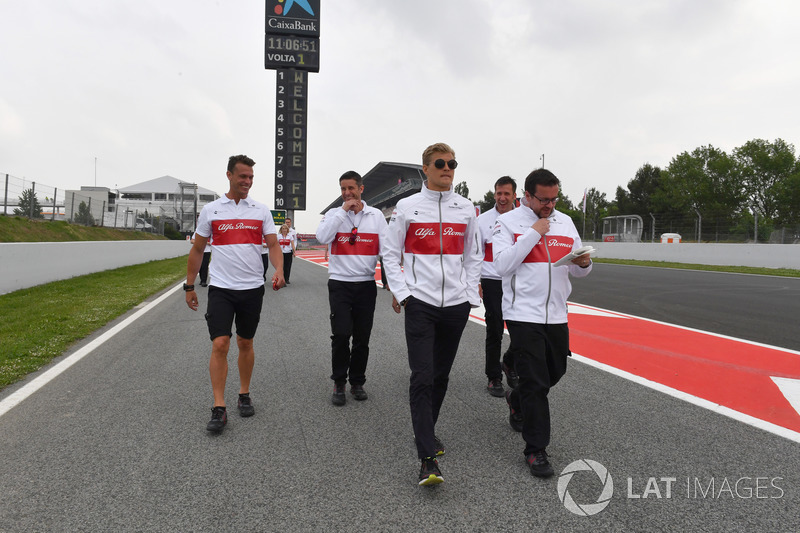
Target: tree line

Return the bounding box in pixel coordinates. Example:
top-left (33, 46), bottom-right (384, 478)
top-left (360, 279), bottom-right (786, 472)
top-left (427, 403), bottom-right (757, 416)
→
top-left (465, 138), bottom-right (799, 243)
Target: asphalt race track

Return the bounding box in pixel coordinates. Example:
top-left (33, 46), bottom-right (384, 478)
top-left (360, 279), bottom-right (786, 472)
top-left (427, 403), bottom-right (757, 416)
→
top-left (0, 257), bottom-right (798, 532)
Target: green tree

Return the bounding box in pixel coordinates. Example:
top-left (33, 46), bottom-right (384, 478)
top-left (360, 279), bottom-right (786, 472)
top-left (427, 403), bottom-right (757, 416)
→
top-left (614, 164), bottom-right (663, 240)
top-left (774, 166), bottom-right (800, 226)
top-left (14, 188), bottom-right (44, 219)
top-left (477, 189), bottom-right (495, 213)
top-left (583, 188), bottom-right (610, 240)
top-left (74, 201), bottom-right (95, 225)
top-left (659, 146), bottom-right (745, 241)
top-left (454, 181), bottom-right (470, 202)
top-left (733, 138), bottom-right (796, 222)
top-left (616, 164), bottom-right (662, 214)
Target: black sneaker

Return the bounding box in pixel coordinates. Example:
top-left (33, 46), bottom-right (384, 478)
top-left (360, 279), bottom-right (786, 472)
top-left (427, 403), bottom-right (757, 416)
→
top-left (502, 362), bottom-right (520, 389)
top-left (487, 378), bottom-right (505, 397)
top-left (506, 390), bottom-right (523, 432)
top-left (526, 450), bottom-right (554, 478)
top-left (238, 393), bottom-right (254, 417)
top-left (418, 457), bottom-right (444, 486)
top-left (433, 436), bottom-right (445, 457)
top-left (350, 384), bottom-right (368, 401)
top-left (206, 406), bottom-right (227, 433)
top-left (332, 383), bottom-right (346, 406)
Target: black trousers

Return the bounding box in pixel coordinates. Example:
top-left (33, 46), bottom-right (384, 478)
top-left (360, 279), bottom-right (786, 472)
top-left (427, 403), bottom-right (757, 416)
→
top-left (283, 252), bottom-right (293, 282)
top-left (328, 279), bottom-right (377, 386)
top-left (505, 321), bottom-right (570, 456)
top-left (199, 251), bottom-right (211, 284)
top-left (480, 278), bottom-right (516, 380)
top-left (405, 297), bottom-right (470, 459)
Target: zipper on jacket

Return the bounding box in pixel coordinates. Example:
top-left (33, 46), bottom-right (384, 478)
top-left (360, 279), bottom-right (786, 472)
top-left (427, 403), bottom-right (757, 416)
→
top-left (438, 192), bottom-right (445, 307)
top-left (543, 229), bottom-right (552, 323)
top-left (510, 274), bottom-right (517, 305)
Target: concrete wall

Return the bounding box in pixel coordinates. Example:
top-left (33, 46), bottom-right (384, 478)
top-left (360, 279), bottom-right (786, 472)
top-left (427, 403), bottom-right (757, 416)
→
top-left (0, 240), bottom-right (190, 295)
top-left (590, 242), bottom-right (800, 270)
top-left (2, 240), bottom-right (797, 296)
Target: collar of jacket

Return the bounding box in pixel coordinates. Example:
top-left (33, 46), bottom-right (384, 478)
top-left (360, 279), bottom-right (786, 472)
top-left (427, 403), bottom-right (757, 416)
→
top-left (421, 181), bottom-right (454, 201)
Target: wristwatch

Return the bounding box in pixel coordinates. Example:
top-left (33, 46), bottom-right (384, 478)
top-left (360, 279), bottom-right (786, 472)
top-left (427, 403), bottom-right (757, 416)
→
top-left (183, 283), bottom-right (195, 292)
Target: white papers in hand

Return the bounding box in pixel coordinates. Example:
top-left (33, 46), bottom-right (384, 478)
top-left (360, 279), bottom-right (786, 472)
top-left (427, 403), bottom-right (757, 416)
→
top-left (553, 245), bottom-right (596, 267)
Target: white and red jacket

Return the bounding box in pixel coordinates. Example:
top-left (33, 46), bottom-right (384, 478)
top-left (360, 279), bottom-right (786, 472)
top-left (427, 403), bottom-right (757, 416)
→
top-left (477, 205), bottom-right (505, 281)
top-left (195, 195), bottom-right (276, 290)
top-left (315, 202), bottom-right (388, 282)
top-left (382, 182), bottom-right (482, 308)
top-left (492, 206), bottom-right (591, 324)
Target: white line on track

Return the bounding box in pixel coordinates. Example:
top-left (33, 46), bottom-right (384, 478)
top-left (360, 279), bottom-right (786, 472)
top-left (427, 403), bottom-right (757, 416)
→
top-left (0, 283), bottom-right (183, 419)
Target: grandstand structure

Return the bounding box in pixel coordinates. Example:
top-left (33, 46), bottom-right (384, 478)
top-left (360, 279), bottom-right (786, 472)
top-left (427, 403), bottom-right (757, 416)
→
top-left (320, 161), bottom-right (426, 219)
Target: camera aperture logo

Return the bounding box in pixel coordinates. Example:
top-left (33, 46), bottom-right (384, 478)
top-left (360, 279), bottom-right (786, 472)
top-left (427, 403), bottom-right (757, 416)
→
top-left (557, 459), bottom-right (614, 516)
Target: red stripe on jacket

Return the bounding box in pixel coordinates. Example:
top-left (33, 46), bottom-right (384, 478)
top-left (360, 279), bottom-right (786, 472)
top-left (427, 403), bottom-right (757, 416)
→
top-left (514, 234), bottom-right (574, 263)
top-left (405, 222), bottom-right (467, 255)
top-left (330, 232), bottom-right (380, 256)
top-left (212, 219), bottom-right (263, 245)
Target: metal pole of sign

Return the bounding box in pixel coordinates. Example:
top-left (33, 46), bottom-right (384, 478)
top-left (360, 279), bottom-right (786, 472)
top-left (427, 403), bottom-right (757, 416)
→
top-left (30, 182), bottom-right (36, 218)
top-left (3, 174), bottom-right (8, 215)
top-left (52, 188), bottom-right (57, 221)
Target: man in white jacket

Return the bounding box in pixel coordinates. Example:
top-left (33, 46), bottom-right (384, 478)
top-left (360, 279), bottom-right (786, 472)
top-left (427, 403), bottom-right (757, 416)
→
top-left (382, 142), bottom-right (482, 486)
top-left (477, 176), bottom-right (519, 397)
top-left (492, 168), bottom-right (592, 478)
top-left (316, 171), bottom-right (388, 406)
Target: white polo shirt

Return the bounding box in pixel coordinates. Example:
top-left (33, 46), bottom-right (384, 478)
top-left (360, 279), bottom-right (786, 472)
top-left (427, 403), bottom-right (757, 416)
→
top-left (196, 195), bottom-right (275, 290)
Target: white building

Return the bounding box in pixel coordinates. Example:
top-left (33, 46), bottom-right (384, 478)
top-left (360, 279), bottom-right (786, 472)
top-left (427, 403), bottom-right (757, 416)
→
top-left (64, 176), bottom-right (220, 232)
top-left (115, 176), bottom-right (219, 232)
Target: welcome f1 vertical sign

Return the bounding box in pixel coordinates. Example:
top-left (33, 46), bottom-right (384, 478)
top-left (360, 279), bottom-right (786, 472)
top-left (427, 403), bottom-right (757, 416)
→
top-left (265, 0), bottom-right (320, 212)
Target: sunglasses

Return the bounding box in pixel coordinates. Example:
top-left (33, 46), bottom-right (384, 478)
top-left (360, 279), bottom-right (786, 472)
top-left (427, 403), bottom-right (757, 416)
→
top-left (349, 226), bottom-right (358, 245)
top-left (432, 158), bottom-right (458, 170)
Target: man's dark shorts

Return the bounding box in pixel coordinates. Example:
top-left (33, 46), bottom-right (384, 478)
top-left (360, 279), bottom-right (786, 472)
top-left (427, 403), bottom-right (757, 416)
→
top-left (205, 285), bottom-right (265, 341)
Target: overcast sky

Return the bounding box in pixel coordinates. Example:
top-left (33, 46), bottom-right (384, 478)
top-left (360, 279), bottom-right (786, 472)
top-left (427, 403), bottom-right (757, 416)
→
top-left (2, 0), bottom-right (798, 231)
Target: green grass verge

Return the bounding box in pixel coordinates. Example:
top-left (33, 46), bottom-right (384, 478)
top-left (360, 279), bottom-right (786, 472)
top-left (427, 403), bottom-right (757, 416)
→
top-left (0, 215), bottom-right (168, 242)
top-left (593, 258), bottom-right (800, 278)
top-left (0, 256), bottom-right (186, 390)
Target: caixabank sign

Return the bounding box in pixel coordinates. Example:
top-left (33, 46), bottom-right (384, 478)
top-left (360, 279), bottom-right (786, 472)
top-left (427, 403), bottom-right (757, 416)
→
top-left (265, 0), bottom-right (320, 37)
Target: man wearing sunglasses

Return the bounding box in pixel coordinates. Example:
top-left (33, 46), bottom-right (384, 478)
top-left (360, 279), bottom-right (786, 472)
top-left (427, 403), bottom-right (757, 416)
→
top-left (316, 170), bottom-right (388, 406)
top-left (477, 176), bottom-right (519, 398)
top-left (492, 168), bottom-right (592, 478)
top-left (382, 142), bottom-right (483, 486)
